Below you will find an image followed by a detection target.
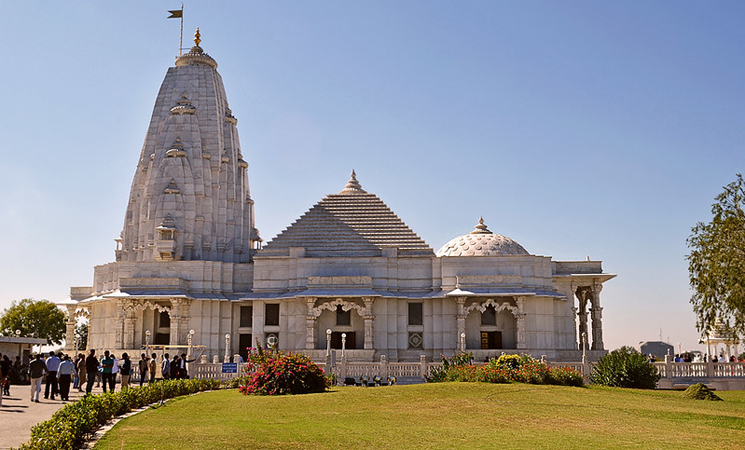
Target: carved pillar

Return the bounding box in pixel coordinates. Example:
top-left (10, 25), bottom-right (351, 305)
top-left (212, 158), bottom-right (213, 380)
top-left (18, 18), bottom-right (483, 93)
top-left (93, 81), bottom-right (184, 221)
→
top-left (115, 299), bottom-right (125, 350)
top-left (169, 298), bottom-right (182, 345)
top-left (590, 284), bottom-right (604, 350)
top-left (576, 288), bottom-right (589, 351)
top-left (123, 309), bottom-right (136, 349)
top-left (305, 297), bottom-right (317, 349)
top-left (515, 297), bottom-right (527, 350)
top-left (64, 305), bottom-right (77, 352)
top-left (363, 297), bottom-right (375, 350)
top-left (456, 297), bottom-right (466, 349)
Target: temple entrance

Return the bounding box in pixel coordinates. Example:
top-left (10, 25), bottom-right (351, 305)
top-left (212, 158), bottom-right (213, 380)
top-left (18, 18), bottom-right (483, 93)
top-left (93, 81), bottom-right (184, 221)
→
top-left (480, 331), bottom-right (502, 349)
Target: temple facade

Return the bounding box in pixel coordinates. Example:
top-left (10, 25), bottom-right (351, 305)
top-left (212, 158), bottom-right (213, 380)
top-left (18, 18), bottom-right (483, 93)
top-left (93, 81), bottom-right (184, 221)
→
top-left (65, 35), bottom-right (615, 363)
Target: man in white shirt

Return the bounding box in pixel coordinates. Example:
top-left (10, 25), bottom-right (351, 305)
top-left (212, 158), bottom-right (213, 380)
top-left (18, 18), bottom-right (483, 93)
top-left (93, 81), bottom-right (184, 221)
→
top-left (56, 355), bottom-right (76, 401)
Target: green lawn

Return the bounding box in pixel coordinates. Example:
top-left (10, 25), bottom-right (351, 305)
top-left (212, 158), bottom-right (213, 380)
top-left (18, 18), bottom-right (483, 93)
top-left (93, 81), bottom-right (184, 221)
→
top-left (95, 383), bottom-right (745, 450)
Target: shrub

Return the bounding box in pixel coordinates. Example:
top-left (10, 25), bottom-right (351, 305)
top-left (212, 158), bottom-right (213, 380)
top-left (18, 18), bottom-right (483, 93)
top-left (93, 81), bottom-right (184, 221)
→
top-left (239, 346), bottom-right (329, 395)
top-left (18, 378), bottom-right (221, 450)
top-left (683, 383), bottom-right (722, 401)
top-left (425, 352), bottom-right (473, 382)
top-left (590, 346), bottom-right (661, 389)
top-left (427, 353), bottom-right (583, 387)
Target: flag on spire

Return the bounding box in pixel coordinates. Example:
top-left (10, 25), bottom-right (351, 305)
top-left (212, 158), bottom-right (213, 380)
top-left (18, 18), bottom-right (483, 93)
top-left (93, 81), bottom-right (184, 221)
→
top-left (168, 9), bottom-right (183, 19)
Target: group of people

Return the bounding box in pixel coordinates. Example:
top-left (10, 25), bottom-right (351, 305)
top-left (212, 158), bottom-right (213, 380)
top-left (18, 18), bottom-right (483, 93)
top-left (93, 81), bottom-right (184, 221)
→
top-left (19, 349), bottom-right (196, 403)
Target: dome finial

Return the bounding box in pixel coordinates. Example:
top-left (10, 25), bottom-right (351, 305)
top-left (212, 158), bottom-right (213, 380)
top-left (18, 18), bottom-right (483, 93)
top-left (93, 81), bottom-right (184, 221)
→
top-left (194, 27), bottom-right (201, 47)
top-left (471, 216), bottom-right (492, 234)
top-left (339, 169), bottom-right (366, 194)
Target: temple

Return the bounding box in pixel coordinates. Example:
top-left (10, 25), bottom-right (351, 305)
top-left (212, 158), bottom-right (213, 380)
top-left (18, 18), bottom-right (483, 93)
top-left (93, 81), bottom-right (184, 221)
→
top-left (65, 33), bottom-right (615, 363)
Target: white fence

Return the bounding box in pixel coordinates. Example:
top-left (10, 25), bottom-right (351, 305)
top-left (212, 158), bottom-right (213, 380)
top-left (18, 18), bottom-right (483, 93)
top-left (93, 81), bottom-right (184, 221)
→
top-left (189, 356), bottom-right (745, 384)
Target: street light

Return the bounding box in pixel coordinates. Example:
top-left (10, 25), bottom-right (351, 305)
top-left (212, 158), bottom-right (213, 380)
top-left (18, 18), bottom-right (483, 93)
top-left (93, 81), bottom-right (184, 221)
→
top-left (460, 332), bottom-right (466, 352)
top-left (341, 333), bottom-right (347, 359)
top-left (326, 329), bottom-right (332, 357)
top-left (224, 333), bottom-right (231, 363)
top-left (145, 330), bottom-right (151, 355)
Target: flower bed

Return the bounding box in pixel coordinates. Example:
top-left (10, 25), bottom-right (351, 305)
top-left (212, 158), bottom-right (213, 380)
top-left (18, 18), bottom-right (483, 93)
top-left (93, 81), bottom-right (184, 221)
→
top-left (426, 353), bottom-right (583, 387)
top-left (238, 346), bottom-right (330, 395)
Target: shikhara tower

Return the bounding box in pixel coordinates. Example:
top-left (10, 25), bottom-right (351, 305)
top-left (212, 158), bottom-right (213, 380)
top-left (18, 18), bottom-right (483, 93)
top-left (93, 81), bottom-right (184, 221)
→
top-left (66, 32), bottom-right (615, 364)
top-left (121, 29), bottom-right (259, 263)
top-left (67, 32), bottom-right (261, 352)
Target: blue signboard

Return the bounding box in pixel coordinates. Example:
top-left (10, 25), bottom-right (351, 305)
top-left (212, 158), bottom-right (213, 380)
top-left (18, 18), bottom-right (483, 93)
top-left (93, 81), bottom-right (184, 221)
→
top-left (222, 363), bottom-right (238, 373)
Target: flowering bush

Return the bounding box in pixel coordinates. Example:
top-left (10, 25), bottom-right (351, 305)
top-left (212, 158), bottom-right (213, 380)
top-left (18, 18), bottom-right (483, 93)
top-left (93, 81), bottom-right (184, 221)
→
top-left (427, 353), bottom-right (583, 387)
top-left (239, 345), bottom-right (330, 395)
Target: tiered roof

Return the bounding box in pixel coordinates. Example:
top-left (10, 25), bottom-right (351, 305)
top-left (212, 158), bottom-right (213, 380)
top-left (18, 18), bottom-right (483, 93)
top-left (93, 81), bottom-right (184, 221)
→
top-left (259, 172), bottom-right (433, 257)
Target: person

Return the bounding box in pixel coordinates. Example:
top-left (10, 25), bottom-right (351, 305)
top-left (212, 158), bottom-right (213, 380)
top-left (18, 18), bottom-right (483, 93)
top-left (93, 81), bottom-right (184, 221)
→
top-left (44, 351), bottom-right (61, 400)
top-left (72, 354), bottom-right (81, 390)
top-left (57, 355), bottom-right (76, 401)
top-left (170, 354), bottom-right (180, 379)
top-left (29, 354), bottom-right (47, 403)
top-left (138, 353), bottom-right (149, 387)
top-left (76, 353), bottom-right (87, 392)
top-left (1, 354), bottom-right (11, 396)
top-left (0, 353), bottom-right (4, 407)
top-left (178, 353), bottom-right (196, 379)
top-left (85, 349), bottom-right (99, 395)
top-left (120, 353), bottom-right (132, 389)
top-left (110, 353), bottom-right (119, 392)
top-left (149, 353), bottom-right (157, 383)
top-left (161, 353), bottom-right (171, 380)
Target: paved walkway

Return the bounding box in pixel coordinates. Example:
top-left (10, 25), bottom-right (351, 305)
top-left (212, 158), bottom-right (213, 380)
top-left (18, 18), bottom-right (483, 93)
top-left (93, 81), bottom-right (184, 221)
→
top-left (0, 382), bottom-right (120, 449)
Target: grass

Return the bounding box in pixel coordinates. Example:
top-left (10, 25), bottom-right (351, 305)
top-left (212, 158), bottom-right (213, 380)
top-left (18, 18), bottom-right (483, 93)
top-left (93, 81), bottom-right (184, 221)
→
top-left (94, 383), bottom-right (745, 450)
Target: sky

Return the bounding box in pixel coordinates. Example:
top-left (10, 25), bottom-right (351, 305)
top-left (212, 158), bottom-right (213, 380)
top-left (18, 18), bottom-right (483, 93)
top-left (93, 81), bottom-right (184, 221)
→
top-left (1, 2), bottom-right (743, 354)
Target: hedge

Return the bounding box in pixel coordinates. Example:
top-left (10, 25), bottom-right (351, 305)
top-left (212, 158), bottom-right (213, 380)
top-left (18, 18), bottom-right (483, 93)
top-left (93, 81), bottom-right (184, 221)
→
top-left (18, 378), bottom-right (221, 450)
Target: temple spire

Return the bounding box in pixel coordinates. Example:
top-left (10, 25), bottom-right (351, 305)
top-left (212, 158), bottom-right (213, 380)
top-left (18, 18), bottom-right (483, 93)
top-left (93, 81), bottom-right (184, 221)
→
top-left (470, 216), bottom-right (492, 234)
top-left (339, 170), bottom-right (366, 194)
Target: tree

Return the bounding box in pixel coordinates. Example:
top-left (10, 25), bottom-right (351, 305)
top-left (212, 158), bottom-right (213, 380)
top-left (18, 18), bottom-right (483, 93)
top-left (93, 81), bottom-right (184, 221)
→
top-left (75, 322), bottom-right (88, 351)
top-left (687, 174), bottom-right (745, 338)
top-left (0, 298), bottom-right (67, 345)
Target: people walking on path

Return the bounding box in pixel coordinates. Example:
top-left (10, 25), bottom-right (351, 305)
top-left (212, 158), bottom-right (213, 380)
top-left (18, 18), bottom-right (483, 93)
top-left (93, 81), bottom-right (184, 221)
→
top-left (76, 353), bottom-right (87, 392)
top-left (149, 353), bottom-right (157, 383)
top-left (100, 351), bottom-right (115, 393)
top-left (85, 349), bottom-right (99, 395)
top-left (44, 351), bottom-right (61, 400)
top-left (120, 353), bottom-right (132, 389)
top-left (57, 355), bottom-right (76, 401)
top-left (29, 354), bottom-right (47, 403)
top-left (161, 353), bottom-right (171, 381)
top-left (138, 353), bottom-right (149, 386)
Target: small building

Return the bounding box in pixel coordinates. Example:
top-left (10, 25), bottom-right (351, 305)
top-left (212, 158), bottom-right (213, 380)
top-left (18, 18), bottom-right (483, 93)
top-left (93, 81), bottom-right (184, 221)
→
top-left (0, 336), bottom-right (47, 366)
top-left (638, 341), bottom-right (674, 360)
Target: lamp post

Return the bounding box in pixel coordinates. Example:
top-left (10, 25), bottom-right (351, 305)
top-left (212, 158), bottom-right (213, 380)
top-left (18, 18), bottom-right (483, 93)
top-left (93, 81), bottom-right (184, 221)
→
top-left (341, 333), bottom-right (347, 359)
top-left (460, 332), bottom-right (466, 352)
top-left (187, 329), bottom-right (195, 378)
top-left (145, 330), bottom-right (151, 355)
top-left (581, 332), bottom-right (587, 361)
top-left (224, 333), bottom-right (231, 363)
top-left (326, 329), bottom-right (332, 357)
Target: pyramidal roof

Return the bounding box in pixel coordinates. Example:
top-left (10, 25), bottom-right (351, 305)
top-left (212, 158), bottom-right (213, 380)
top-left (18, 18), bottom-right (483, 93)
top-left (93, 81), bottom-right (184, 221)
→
top-left (258, 171), bottom-right (433, 258)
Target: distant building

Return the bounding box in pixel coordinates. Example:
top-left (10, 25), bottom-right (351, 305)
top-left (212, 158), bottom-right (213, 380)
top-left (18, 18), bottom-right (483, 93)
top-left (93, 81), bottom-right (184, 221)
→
top-left (62, 33), bottom-right (616, 362)
top-left (639, 341), bottom-right (674, 360)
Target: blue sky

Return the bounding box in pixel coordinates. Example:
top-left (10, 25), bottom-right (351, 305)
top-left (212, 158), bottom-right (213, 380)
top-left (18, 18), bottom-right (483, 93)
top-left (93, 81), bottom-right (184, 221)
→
top-left (1, 2), bottom-right (743, 353)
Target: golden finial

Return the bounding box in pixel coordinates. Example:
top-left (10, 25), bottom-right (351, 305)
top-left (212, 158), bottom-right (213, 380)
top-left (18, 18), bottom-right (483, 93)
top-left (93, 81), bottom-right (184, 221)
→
top-left (194, 27), bottom-right (201, 47)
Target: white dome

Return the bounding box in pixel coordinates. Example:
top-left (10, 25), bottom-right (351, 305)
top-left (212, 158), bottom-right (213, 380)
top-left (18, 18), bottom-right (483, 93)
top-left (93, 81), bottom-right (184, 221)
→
top-left (436, 218), bottom-right (529, 257)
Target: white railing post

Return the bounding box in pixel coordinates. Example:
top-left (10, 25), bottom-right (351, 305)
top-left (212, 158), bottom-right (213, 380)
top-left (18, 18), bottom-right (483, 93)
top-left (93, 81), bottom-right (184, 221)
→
top-left (420, 355), bottom-right (427, 378)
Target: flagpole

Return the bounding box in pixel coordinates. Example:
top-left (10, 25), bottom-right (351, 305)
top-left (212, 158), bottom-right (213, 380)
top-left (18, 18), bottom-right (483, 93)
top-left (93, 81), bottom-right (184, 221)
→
top-left (179, 4), bottom-right (184, 55)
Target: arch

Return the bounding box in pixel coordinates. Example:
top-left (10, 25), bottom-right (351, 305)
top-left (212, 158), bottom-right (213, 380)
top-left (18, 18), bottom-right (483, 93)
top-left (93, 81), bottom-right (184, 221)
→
top-left (310, 298), bottom-right (367, 318)
top-left (464, 298), bottom-right (519, 318)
